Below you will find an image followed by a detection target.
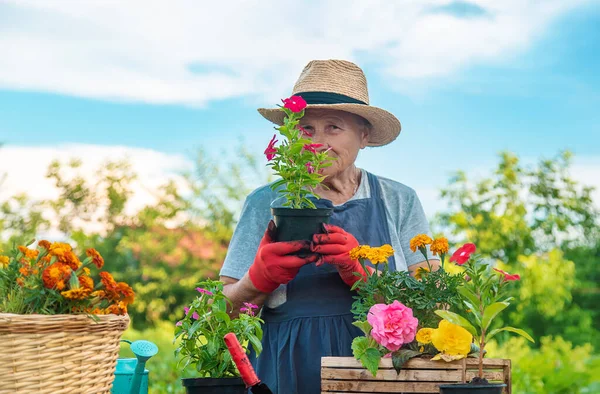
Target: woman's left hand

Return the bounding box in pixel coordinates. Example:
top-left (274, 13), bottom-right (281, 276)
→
top-left (311, 224), bottom-right (371, 287)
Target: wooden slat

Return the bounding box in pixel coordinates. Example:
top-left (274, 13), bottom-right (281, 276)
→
top-left (322, 379), bottom-right (441, 393)
top-left (322, 367), bottom-right (462, 382)
top-left (321, 357), bottom-right (509, 370)
top-left (466, 371), bottom-right (506, 381)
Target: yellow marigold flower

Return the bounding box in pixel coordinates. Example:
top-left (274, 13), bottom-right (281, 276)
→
top-left (416, 328), bottom-right (435, 344)
top-left (430, 237), bottom-right (449, 256)
top-left (79, 275), bottom-right (94, 290)
top-left (86, 248), bottom-right (104, 269)
top-left (49, 242), bottom-right (72, 258)
top-left (415, 267), bottom-right (430, 280)
top-left (61, 287), bottom-right (92, 300)
top-left (349, 245), bottom-right (371, 260)
top-left (42, 262), bottom-right (72, 291)
top-left (0, 255), bottom-right (9, 268)
top-left (430, 320), bottom-right (472, 357)
top-left (83, 267), bottom-right (91, 276)
top-left (409, 234), bottom-right (433, 253)
top-left (18, 246), bottom-right (39, 260)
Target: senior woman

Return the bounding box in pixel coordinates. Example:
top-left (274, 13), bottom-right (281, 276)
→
top-left (219, 59), bottom-right (439, 394)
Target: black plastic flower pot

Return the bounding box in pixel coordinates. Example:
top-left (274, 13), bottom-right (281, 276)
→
top-left (438, 383), bottom-right (506, 394)
top-left (181, 377), bottom-right (247, 394)
top-left (271, 207), bottom-right (333, 242)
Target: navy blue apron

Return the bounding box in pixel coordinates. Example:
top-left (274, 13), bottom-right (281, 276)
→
top-left (250, 172), bottom-right (397, 394)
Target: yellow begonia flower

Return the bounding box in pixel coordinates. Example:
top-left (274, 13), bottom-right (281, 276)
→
top-left (430, 320), bottom-right (473, 357)
top-left (416, 327), bottom-right (434, 344)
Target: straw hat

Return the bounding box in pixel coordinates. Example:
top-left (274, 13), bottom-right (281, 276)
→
top-left (258, 59), bottom-right (401, 147)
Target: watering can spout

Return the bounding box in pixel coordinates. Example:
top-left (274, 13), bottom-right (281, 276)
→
top-left (112, 339), bottom-right (158, 394)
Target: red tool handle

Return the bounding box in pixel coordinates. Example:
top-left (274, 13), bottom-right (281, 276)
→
top-left (224, 333), bottom-right (260, 387)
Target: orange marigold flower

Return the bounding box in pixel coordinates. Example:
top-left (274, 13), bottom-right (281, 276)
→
top-left (16, 277), bottom-right (25, 287)
top-left (86, 248), bottom-right (104, 269)
top-left (42, 262), bottom-right (72, 291)
top-left (19, 267), bottom-right (30, 276)
top-left (49, 242), bottom-right (72, 259)
top-left (100, 272), bottom-right (119, 294)
top-left (430, 237), bottom-right (449, 256)
top-left (409, 234), bottom-right (433, 253)
top-left (79, 275), bottom-right (94, 290)
top-left (117, 282), bottom-right (135, 305)
top-left (61, 250), bottom-right (81, 271)
top-left (18, 246), bottom-right (39, 260)
top-left (38, 240), bottom-right (51, 250)
top-left (107, 301), bottom-right (128, 315)
top-left (61, 287), bottom-right (92, 300)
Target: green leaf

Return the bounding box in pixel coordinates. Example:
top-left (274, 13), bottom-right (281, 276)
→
top-left (362, 348), bottom-right (381, 377)
top-left (352, 321), bottom-right (372, 336)
top-left (457, 286), bottom-right (480, 309)
top-left (290, 142), bottom-right (304, 155)
top-left (482, 302), bottom-right (509, 332)
top-left (487, 326), bottom-right (534, 343)
top-left (392, 349), bottom-right (421, 375)
top-left (247, 333), bottom-right (263, 356)
top-left (435, 310), bottom-right (478, 337)
top-left (351, 336), bottom-right (369, 359)
top-left (213, 311), bottom-right (231, 325)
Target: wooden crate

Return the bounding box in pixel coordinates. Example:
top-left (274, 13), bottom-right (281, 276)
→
top-left (322, 356), bottom-right (511, 394)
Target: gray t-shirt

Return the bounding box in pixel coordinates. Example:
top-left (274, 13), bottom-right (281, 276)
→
top-left (220, 169), bottom-right (435, 291)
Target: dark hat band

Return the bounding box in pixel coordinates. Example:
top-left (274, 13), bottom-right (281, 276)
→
top-left (294, 91), bottom-right (367, 105)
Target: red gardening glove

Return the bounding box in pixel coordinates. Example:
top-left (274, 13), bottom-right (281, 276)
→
top-left (248, 220), bottom-right (319, 293)
top-left (310, 224), bottom-right (373, 287)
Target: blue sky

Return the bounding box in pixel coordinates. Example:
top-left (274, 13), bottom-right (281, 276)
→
top-left (1, 1), bottom-right (599, 216)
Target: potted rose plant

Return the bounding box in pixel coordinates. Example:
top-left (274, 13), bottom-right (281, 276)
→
top-left (426, 243), bottom-right (534, 393)
top-left (0, 241), bottom-right (133, 392)
top-left (174, 279), bottom-right (263, 394)
top-left (264, 95), bottom-right (336, 241)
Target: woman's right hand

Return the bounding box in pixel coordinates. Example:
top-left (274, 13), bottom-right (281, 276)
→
top-left (248, 220), bottom-right (318, 293)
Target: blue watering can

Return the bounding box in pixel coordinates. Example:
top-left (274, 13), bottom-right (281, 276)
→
top-left (112, 339), bottom-right (159, 394)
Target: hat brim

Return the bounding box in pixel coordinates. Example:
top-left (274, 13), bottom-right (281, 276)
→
top-left (257, 104), bottom-right (401, 147)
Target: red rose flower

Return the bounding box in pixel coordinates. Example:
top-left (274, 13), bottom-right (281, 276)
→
top-left (493, 268), bottom-right (520, 281)
top-left (282, 95), bottom-right (307, 113)
top-left (449, 243), bottom-right (476, 265)
top-left (264, 134), bottom-right (278, 161)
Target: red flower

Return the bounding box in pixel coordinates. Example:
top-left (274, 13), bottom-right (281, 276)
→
top-left (493, 268), bottom-right (520, 281)
top-left (299, 126), bottom-right (312, 137)
top-left (282, 95), bottom-right (307, 113)
top-left (305, 162), bottom-right (315, 174)
top-left (303, 143), bottom-right (323, 154)
top-left (264, 134), bottom-right (278, 161)
top-left (449, 243), bottom-right (476, 265)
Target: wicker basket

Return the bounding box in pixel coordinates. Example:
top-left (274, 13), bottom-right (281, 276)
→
top-left (0, 313), bottom-right (130, 394)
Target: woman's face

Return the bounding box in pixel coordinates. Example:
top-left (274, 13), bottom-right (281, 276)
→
top-left (299, 109), bottom-right (369, 178)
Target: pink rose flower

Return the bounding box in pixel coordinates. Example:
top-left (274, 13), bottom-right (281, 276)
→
top-left (367, 300), bottom-right (418, 352)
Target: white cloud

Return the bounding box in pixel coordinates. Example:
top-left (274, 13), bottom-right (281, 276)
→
top-left (0, 0), bottom-right (590, 105)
